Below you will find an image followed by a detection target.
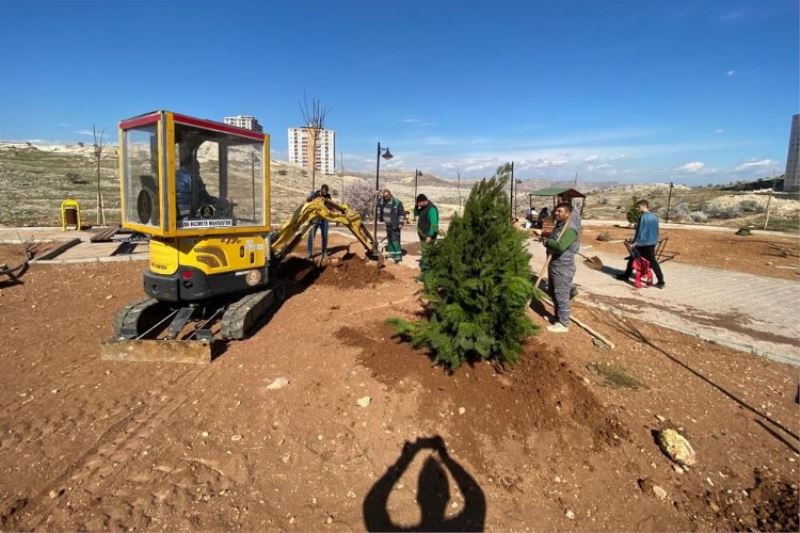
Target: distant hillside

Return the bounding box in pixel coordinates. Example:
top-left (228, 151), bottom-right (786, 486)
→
top-left (0, 142), bottom-right (467, 226)
top-left (1, 142), bottom-right (795, 232)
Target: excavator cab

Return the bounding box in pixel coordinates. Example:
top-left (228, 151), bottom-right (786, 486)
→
top-left (120, 111), bottom-right (268, 236)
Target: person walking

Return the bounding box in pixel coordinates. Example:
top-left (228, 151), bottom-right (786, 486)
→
top-left (414, 193), bottom-right (438, 271)
top-left (617, 199), bottom-right (665, 288)
top-left (542, 202), bottom-right (580, 333)
top-left (378, 189), bottom-right (405, 263)
top-left (306, 184), bottom-right (332, 258)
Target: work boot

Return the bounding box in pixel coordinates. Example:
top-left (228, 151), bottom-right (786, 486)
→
top-left (546, 322), bottom-right (569, 333)
top-left (570, 285), bottom-right (579, 300)
top-left (655, 281), bottom-right (666, 289)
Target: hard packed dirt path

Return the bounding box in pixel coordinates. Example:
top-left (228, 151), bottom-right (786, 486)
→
top-left (527, 234), bottom-right (800, 366)
top-left (0, 244), bottom-right (798, 531)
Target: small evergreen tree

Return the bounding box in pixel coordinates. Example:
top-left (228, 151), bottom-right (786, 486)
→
top-left (626, 196), bottom-right (642, 226)
top-left (388, 174), bottom-right (536, 370)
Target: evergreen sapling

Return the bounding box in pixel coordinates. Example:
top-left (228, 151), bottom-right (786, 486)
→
top-left (388, 176), bottom-right (537, 370)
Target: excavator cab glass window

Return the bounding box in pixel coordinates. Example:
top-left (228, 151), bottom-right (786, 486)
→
top-left (123, 124), bottom-right (161, 228)
top-left (173, 123), bottom-right (264, 230)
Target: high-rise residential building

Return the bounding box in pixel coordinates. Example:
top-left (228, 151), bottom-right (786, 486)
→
top-left (785, 114), bottom-right (800, 193)
top-left (224, 115), bottom-right (263, 133)
top-left (288, 127), bottom-right (335, 176)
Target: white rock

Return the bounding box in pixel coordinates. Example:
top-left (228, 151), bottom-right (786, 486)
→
top-left (565, 509), bottom-right (575, 520)
top-left (266, 377), bottom-right (289, 390)
top-left (231, 434), bottom-right (243, 442)
top-left (458, 407), bottom-right (466, 415)
top-left (201, 431), bottom-right (209, 438)
top-left (356, 396), bottom-right (371, 408)
top-left (652, 485), bottom-right (667, 500)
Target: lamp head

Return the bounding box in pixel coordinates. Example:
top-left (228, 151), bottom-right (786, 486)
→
top-left (382, 148), bottom-right (394, 161)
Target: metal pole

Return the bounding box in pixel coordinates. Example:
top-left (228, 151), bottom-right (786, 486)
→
top-left (414, 169), bottom-right (418, 202)
top-left (763, 191), bottom-right (773, 230)
top-left (373, 142), bottom-right (381, 253)
top-left (666, 181), bottom-right (674, 223)
top-left (510, 161), bottom-right (515, 220)
top-left (251, 152), bottom-right (256, 223)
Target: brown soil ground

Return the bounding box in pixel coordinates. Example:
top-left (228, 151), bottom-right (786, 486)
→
top-left (582, 226), bottom-right (800, 280)
top-left (0, 244), bottom-right (798, 531)
top-left (0, 241), bottom-right (62, 266)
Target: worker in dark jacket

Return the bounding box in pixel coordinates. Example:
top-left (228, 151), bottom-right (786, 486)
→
top-left (378, 189), bottom-right (405, 263)
top-left (414, 193), bottom-right (439, 271)
top-left (539, 202), bottom-right (580, 333)
top-left (617, 199), bottom-right (665, 288)
top-left (306, 184), bottom-right (332, 258)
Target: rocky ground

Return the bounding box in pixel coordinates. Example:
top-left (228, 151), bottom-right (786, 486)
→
top-left (0, 234), bottom-right (798, 531)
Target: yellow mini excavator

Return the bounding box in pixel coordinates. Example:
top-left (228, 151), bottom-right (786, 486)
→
top-left (101, 111), bottom-right (378, 363)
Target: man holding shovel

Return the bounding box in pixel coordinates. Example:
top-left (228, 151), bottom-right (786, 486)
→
top-left (534, 202), bottom-right (581, 333)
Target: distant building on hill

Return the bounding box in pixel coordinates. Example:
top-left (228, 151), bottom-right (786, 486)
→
top-left (785, 114), bottom-right (800, 193)
top-left (223, 115), bottom-right (263, 133)
top-left (288, 127), bottom-right (335, 176)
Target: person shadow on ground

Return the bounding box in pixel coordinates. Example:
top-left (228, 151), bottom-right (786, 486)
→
top-left (363, 436), bottom-right (486, 532)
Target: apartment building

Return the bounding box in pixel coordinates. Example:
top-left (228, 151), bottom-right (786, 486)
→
top-left (223, 115), bottom-right (263, 133)
top-left (785, 114), bottom-right (799, 192)
top-left (288, 127), bottom-right (335, 176)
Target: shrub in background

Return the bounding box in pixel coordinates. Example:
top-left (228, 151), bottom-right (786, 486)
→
top-left (388, 176), bottom-right (536, 371)
top-left (689, 211), bottom-right (708, 223)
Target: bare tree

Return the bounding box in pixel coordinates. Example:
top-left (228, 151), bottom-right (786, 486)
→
top-left (298, 95), bottom-right (331, 191)
top-left (93, 125), bottom-right (106, 225)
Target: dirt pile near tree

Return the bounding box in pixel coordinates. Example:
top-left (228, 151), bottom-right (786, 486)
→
top-left (338, 323), bottom-right (626, 471)
top-left (317, 254), bottom-right (394, 289)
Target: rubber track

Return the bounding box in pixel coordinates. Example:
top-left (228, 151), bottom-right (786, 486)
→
top-left (219, 285), bottom-right (283, 340)
top-left (112, 297), bottom-right (164, 339)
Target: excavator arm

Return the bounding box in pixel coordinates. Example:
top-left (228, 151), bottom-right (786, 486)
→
top-left (269, 197), bottom-right (380, 265)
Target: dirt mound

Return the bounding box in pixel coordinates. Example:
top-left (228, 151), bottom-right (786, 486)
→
top-left (708, 468), bottom-right (800, 532)
top-left (337, 323), bottom-right (626, 471)
top-left (317, 254), bottom-right (394, 288)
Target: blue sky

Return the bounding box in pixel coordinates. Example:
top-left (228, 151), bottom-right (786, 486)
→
top-left (0, 0), bottom-right (797, 185)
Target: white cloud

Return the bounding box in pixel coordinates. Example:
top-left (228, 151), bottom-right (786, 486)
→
top-left (676, 161), bottom-right (705, 173)
top-left (584, 154), bottom-right (600, 162)
top-left (726, 70), bottom-right (735, 76)
top-left (74, 129), bottom-right (95, 136)
top-left (715, 128), bottom-right (725, 134)
top-left (526, 158), bottom-right (568, 169)
top-left (401, 117), bottom-right (434, 127)
top-left (735, 158), bottom-right (777, 171)
top-left (58, 123), bottom-right (70, 127)
top-left (588, 162), bottom-right (614, 172)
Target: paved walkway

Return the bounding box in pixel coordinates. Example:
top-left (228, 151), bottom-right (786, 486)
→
top-left (527, 240), bottom-right (800, 366)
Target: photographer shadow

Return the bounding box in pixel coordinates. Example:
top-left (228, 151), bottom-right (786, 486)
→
top-left (363, 436), bottom-right (486, 532)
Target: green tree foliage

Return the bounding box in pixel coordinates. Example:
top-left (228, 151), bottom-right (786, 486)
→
top-left (388, 173), bottom-right (536, 370)
top-left (626, 196), bottom-right (642, 225)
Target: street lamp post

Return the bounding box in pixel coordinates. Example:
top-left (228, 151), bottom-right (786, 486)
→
top-left (373, 142), bottom-right (394, 254)
top-left (666, 181), bottom-right (674, 223)
top-left (413, 169), bottom-right (422, 220)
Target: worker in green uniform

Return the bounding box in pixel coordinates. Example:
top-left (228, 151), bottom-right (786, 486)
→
top-left (414, 193), bottom-right (438, 271)
top-left (539, 202), bottom-right (580, 333)
top-left (378, 189), bottom-right (406, 263)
